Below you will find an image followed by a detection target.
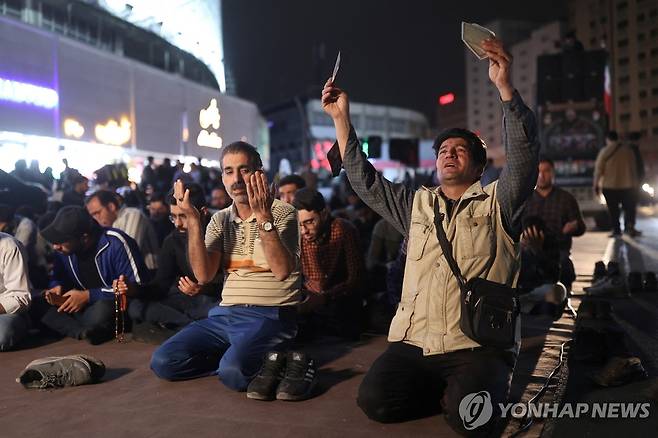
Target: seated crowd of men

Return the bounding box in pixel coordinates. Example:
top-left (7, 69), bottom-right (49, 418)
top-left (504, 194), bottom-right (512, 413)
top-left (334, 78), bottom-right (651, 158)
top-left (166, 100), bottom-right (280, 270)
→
top-left (0, 37), bottom-right (587, 436)
top-left (0, 149), bottom-right (583, 386)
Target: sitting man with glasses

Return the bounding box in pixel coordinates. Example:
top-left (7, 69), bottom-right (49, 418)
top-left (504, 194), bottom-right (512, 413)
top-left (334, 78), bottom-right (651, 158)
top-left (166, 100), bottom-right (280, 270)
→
top-left (292, 188), bottom-right (365, 340)
top-left (127, 183), bottom-right (222, 342)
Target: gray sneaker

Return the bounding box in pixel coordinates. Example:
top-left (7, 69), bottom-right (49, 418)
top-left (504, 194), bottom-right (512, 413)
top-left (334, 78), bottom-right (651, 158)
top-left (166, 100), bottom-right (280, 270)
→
top-left (584, 274), bottom-right (629, 297)
top-left (17, 355), bottom-right (105, 389)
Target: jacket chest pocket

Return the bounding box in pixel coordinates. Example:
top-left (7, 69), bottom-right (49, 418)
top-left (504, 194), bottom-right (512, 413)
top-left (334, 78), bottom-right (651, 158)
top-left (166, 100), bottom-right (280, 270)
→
top-left (407, 221), bottom-right (432, 261)
top-left (457, 215), bottom-right (493, 259)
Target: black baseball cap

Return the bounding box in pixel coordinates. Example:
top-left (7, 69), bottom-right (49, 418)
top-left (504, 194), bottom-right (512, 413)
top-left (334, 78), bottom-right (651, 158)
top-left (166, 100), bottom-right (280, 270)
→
top-left (40, 205), bottom-right (95, 244)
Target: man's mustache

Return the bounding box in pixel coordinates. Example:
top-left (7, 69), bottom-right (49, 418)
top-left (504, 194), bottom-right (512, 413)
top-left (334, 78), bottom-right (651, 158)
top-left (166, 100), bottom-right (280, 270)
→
top-left (231, 183), bottom-right (246, 191)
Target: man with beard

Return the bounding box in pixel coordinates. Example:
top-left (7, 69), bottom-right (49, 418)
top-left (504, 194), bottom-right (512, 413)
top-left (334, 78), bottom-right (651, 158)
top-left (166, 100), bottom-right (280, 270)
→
top-left (292, 188), bottom-right (364, 339)
top-left (148, 192), bottom-right (175, 246)
top-left (150, 141), bottom-right (307, 400)
top-left (522, 158), bottom-right (585, 292)
top-left (35, 206), bottom-right (149, 344)
top-left (128, 183), bottom-right (221, 342)
top-left (209, 185), bottom-right (232, 212)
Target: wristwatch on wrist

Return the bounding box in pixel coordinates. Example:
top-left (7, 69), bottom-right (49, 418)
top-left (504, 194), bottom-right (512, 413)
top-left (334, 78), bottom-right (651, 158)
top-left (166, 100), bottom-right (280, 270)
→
top-left (259, 221), bottom-right (274, 232)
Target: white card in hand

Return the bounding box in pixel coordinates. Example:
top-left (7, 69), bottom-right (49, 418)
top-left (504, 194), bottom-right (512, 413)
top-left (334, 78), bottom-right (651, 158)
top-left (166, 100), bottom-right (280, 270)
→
top-left (331, 51), bottom-right (341, 83)
top-left (462, 22), bottom-right (496, 60)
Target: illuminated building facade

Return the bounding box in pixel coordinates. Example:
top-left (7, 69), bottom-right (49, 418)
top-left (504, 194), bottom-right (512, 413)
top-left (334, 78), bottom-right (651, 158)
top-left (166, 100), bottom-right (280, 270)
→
top-left (0, 0), bottom-right (268, 179)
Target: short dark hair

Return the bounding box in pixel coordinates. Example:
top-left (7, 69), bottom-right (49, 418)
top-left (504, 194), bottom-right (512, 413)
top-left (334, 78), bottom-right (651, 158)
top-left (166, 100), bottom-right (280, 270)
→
top-left (432, 128), bottom-right (487, 171)
top-left (607, 131), bottom-right (618, 141)
top-left (167, 183), bottom-right (207, 210)
top-left (292, 188), bottom-right (326, 213)
top-left (220, 141), bottom-right (263, 171)
top-left (539, 157), bottom-right (555, 168)
top-left (86, 190), bottom-right (120, 208)
top-left (279, 174), bottom-right (306, 190)
top-left (149, 192), bottom-right (167, 204)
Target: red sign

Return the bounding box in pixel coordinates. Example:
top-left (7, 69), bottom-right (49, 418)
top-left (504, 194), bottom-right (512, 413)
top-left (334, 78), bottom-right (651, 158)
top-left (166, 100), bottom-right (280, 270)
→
top-left (439, 93), bottom-right (455, 105)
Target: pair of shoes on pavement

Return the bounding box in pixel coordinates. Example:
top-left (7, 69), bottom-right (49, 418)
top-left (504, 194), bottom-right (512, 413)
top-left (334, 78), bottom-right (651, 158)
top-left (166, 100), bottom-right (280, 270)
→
top-left (624, 228), bottom-right (642, 238)
top-left (591, 261), bottom-right (620, 282)
top-left (584, 274), bottom-right (630, 297)
top-left (610, 228), bottom-right (643, 238)
top-left (17, 355), bottom-right (105, 389)
top-left (247, 351), bottom-right (317, 401)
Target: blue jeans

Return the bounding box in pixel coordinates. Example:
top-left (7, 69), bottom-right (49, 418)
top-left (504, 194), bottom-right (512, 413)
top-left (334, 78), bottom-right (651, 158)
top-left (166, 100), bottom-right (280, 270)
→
top-left (0, 312), bottom-right (29, 351)
top-left (150, 305), bottom-right (297, 391)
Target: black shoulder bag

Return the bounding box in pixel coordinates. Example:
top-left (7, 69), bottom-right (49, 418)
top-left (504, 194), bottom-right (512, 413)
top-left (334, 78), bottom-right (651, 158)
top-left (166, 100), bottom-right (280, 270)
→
top-left (433, 202), bottom-right (519, 349)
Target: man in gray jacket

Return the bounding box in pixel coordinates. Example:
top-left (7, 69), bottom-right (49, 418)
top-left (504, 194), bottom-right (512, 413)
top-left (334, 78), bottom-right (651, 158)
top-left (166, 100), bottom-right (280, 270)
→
top-left (322, 38), bottom-right (539, 436)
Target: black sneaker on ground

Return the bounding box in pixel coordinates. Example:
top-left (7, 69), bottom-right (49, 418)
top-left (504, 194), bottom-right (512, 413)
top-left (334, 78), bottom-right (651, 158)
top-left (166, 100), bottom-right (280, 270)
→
top-left (17, 354), bottom-right (105, 389)
top-left (606, 261), bottom-right (621, 277)
top-left (246, 351), bottom-right (287, 401)
top-left (593, 261), bottom-right (608, 282)
top-left (276, 351), bottom-right (317, 401)
top-left (624, 228), bottom-right (642, 238)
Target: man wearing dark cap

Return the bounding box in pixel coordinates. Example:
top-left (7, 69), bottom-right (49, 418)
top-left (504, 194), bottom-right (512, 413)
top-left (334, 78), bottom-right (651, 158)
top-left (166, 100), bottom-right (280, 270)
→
top-left (292, 188), bottom-right (364, 339)
top-left (35, 206), bottom-right (150, 344)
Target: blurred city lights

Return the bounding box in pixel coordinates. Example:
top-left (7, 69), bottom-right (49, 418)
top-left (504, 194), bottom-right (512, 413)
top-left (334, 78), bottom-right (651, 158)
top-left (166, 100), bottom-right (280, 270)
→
top-left (198, 98), bottom-right (222, 148)
top-left (438, 93), bottom-right (455, 106)
top-left (63, 118), bottom-right (85, 139)
top-left (95, 116), bottom-right (132, 146)
top-left (642, 183), bottom-right (655, 197)
top-left (0, 76), bottom-right (59, 109)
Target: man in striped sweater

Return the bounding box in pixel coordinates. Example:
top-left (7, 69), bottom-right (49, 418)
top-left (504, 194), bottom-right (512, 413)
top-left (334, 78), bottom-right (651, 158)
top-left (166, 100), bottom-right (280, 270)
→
top-left (150, 141), bottom-right (305, 398)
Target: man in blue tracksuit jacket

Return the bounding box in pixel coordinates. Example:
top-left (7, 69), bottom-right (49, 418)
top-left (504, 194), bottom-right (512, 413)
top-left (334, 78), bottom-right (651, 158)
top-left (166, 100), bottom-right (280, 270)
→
top-left (36, 205), bottom-right (150, 344)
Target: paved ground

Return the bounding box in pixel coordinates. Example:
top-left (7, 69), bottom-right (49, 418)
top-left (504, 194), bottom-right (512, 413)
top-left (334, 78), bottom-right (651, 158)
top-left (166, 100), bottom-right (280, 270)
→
top-left (2, 213), bottom-right (657, 438)
top-left (542, 212), bottom-right (658, 438)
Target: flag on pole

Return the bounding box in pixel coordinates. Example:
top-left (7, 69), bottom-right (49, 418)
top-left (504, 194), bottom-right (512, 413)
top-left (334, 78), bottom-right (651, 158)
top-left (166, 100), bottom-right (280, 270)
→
top-left (603, 62), bottom-right (612, 114)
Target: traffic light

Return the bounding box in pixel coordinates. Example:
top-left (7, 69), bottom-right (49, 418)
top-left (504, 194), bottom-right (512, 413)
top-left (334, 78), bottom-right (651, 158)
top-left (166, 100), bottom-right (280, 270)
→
top-left (360, 136), bottom-right (382, 158)
top-left (367, 136), bottom-right (382, 158)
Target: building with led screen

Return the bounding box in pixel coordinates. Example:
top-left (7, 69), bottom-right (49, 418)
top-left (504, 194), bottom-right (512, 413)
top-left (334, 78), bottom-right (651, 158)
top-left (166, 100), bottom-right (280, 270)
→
top-left (0, 0), bottom-right (269, 180)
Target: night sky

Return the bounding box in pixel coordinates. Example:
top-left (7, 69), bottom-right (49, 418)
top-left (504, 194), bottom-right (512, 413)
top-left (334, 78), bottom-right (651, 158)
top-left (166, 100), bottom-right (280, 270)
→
top-left (222, 0), bottom-right (567, 123)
